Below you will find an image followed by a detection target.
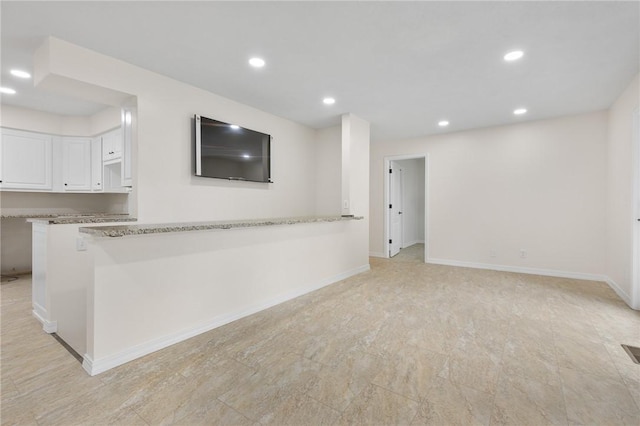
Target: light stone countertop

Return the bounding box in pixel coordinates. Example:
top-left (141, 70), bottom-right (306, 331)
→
top-left (24, 214), bottom-right (136, 225)
top-left (79, 215), bottom-right (363, 238)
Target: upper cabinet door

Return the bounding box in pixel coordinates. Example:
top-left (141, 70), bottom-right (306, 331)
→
top-left (91, 137), bottom-right (103, 191)
top-left (101, 128), bottom-right (122, 162)
top-left (0, 128), bottom-right (53, 190)
top-left (62, 137), bottom-right (92, 191)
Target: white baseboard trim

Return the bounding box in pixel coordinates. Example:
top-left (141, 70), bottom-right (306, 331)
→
top-left (604, 276), bottom-right (633, 307)
top-left (32, 309), bottom-right (57, 333)
top-left (82, 263), bottom-right (370, 376)
top-left (369, 251), bottom-right (386, 258)
top-left (426, 258), bottom-right (606, 282)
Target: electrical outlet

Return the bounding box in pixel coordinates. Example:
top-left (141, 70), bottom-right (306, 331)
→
top-left (489, 250), bottom-right (497, 258)
top-left (76, 237), bottom-right (87, 251)
top-left (520, 249), bottom-right (527, 258)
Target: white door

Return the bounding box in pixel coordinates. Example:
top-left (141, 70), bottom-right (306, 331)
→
top-left (389, 161), bottom-right (403, 257)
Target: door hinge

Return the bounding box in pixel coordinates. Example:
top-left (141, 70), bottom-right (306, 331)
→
top-left (389, 204), bottom-right (392, 209)
top-left (389, 239), bottom-right (392, 244)
top-left (389, 168), bottom-right (392, 173)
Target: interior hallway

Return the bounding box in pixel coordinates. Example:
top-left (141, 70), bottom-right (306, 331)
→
top-left (1, 257), bottom-right (639, 425)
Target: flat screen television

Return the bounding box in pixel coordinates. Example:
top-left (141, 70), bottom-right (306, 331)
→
top-left (194, 115), bottom-right (271, 183)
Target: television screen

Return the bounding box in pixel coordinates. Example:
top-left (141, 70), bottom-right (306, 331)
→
top-left (194, 115), bottom-right (271, 183)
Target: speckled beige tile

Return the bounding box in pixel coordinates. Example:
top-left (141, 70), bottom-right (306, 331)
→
top-left (337, 383), bottom-right (420, 425)
top-left (178, 353), bottom-right (256, 386)
top-left (305, 350), bottom-right (382, 411)
top-left (501, 320), bottom-right (560, 386)
top-left (372, 345), bottom-right (447, 402)
top-left (229, 330), bottom-right (309, 370)
top-left (38, 406), bottom-right (147, 426)
top-left (0, 344), bottom-right (64, 375)
top-left (218, 370), bottom-right (297, 422)
top-left (19, 363), bottom-right (105, 418)
top-left (259, 393), bottom-right (341, 425)
top-left (97, 408), bottom-right (149, 426)
top-left (31, 382), bottom-right (139, 425)
top-left (412, 377), bottom-right (493, 426)
top-left (158, 393), bottom-right (252, 426)
top-left (0, 395), bottom-right (39, 426)
top-left (604, 343), bottom-right (640, 408)
top-left (590, 306), bottom-right (640, 345)
top-left (302, 332), bottom-right (356, 366)
top-left (438, 352), bottom-right (502, 396)
top-left (452, 327), bottom-right (507, 365)
top-left (2, 263), bottom-right (639, 426)
top-left (405, 323), bottom-right (461, 355)
top-left (559, 366), bottom-right (640, 425)
top-left (120, 371), bottom-right (201, 425)
top-left (490, 373), bottom-right (567, 425)
top-left (1, 373), bottom-right (20, 404)
top-left (553, 330), bottom-right (621, 378)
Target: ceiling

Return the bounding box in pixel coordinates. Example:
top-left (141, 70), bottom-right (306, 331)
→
top-left (1, 1), bottom-right (638, 142)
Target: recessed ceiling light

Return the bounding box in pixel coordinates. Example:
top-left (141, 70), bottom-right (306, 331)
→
top-left (323, 97), bottom-right (336, 105)
top-left (438, 120), bottom-right (449, 127)
top-left (242, 154), bottom-right (251, 159)
top-left (513, 108), bottom-right (527, 115)
top-left (0, 87), bottom-right (16, 94)
top-left (504, 50), bottom-right (524, 62)
top-left (229, 124), bottom-right (240, 129)
top-left (10, 69), bottom-right (31, 79)
top-left (249, 57), bottom-right (265, 68)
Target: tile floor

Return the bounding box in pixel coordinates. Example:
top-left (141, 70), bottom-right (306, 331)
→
top-left (1, 244), bottom-right (639, 425)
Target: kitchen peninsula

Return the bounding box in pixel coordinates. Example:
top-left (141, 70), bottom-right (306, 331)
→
top-left (77, 215), bottom-right (367, 375)
top-left (27, 213), bottom-right (136, 356)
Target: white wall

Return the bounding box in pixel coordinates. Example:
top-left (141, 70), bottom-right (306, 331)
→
top-left (606, 74), bottom-right (639, 307)
top-left (37, 37), bottom-right (321, 223)
top-left (371, 111), bottom-right (608, 278)
top-left (0, 105), bottom-right (120, 136)
top-left (341, 114), bottom-right (370, 268)
top-left (315, 125), bottom-right (342, 215)
top-left (1, 105), bottom-right (64, 135)
top-left (398, 158), bottom-right (425, 248)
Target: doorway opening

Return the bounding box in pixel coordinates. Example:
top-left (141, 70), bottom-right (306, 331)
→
top-left (384, 154), bottom-right (428, 262)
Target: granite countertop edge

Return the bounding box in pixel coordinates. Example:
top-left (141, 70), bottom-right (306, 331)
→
top-left (29, 217), bottom-right (137, 225)
top-left (79, 215), bottom-right (364, 238)
top-left (19, 214), bottom-right (136, 224)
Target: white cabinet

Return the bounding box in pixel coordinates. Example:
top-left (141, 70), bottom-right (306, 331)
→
top-left (0, 128), bottom-right (53, 190)
top-left (121, 109), bottom-right (133, 187)
top-left (62, 137), bottom-right (92, 191)
top-left (0, 119), bottom-right (133, 193)
top-left (91, 137), bottom-right (103, 191)
top-left (101, 128), bottom-right (122, 163)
